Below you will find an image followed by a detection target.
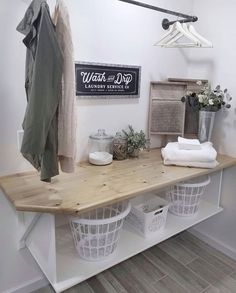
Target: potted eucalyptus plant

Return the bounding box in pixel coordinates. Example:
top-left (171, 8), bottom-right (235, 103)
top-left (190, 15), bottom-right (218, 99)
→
top-left (122, 125), bottom-right (147, 157)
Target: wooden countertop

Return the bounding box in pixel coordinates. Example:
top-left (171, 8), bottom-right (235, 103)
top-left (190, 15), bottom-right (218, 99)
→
top-left (1, 149), bottom-right (236, 215)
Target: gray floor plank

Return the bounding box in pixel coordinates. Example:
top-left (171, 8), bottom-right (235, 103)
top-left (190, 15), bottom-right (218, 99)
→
top-left (187, 257), bottom-right (229, 286)
top-left (230, 271), bottom-right (236, 280)
top-left (33, 286), bottom-right (55, 293)
top-left (175, 232), bottom-right (235, 275)
top-left (96, 271), bottom-right (128, 293)
top-left (110, 266), bottom-right (149, 293)
top-left (64, 282), bottom-right (95, 293)
top-left (87, 276), bottom-right (115, 293)
top-left (202, 286), bottom-right (220, 293)
top-left (177, 232), bottom-right (236, 270)
top-left (123, 253), bottom-right (166, 284)
top-left (143, 246), bottom-right (209, 293)
top-left (202, 274), bottom-right (236, 293)
top-left (154, 275), bottom-right (189, 293)
top-left (109, 262), bottom-right (157, 293)
top-left (158, 237), bottom-right (198, 265)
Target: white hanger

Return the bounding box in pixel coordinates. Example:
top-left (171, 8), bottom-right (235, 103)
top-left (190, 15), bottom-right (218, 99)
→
top-left (164, 23), bottom-right (202, 47)
top-left (188, 24), bottom-right (213, 48)
top-left (154, 24), bottom-right (179, 46)
top-left (182, 23), bottom-right (202, 43)
top-left (161, 22), bottom-right (200, 47)
top-left (162, 25), bottom-right (185, 46)
top-left (155, 21), bottom-right (213, 48)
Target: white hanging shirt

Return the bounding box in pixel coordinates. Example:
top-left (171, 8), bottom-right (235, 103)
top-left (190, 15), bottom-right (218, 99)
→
top-left (53, 0), bottom-right (77, 173)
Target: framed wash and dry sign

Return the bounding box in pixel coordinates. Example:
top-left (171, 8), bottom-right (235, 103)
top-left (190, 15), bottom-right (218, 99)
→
top-left (75, 62), bottom-right (141, 99)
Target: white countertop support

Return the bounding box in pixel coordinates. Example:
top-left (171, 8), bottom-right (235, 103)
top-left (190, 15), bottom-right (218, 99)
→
top-left (16, 170), bottom-right (225, 292)
top-left (17, 212), bottom-right (41, 250)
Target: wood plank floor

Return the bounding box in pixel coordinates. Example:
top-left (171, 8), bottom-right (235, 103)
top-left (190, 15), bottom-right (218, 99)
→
top-left (34, 231), bottom-right (236, 293)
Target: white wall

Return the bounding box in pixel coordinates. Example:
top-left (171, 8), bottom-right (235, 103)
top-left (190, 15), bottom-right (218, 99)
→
top-left (187, 0), bottom-right (236, 156)
top-left (70, 0), bottom-right (193, 161)
top-left (0, 0), bottom-right (192, 291)
top-left (187, 0), bottom-right (236, 259)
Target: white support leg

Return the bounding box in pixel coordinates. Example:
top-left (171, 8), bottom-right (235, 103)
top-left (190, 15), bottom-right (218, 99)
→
top-left (17, 211), bottom-right (41, 250)
top-left (217, 170), bottom-right (223, 207)
top-left (26, 213), bottom-right (57, 285)
top-left (17, 212), bottom-right (57, 286)
top-left (202, 170), bottom-right (224, 207)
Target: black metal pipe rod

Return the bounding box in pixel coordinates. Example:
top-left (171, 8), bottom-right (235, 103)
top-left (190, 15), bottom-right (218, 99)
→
top-left (168, 16), bottom-right (198, 25)
top-left (162, 16), bottom-right (198, 30)
top-left (118, 0), bottom-right (196, 20)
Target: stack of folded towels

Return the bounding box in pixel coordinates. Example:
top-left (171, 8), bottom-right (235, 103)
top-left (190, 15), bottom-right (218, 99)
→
top-left (161, 137), bottom-right (218, 168)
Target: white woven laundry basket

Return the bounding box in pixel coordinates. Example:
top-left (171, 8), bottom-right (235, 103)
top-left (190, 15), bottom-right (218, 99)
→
top-left (70, 201), bottom-right (131, 261)
top-left (167, 175), bottom-right (211, 217)
top-left (126, 195), bottom-right (169, 237)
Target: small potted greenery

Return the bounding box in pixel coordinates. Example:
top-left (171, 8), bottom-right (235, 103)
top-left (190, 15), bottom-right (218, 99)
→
top-left (122, 125), bottom-right (147, 157)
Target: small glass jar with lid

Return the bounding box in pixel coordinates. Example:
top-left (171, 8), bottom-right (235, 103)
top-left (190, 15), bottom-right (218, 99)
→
top-left (89, 129), bottom-right (114, 165)
top-left (113, 132), bottom-right (127, 160)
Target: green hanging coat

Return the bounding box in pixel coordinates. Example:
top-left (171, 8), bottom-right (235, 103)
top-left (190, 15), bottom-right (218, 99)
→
top-left (17, 0), bottom-right (63, 181)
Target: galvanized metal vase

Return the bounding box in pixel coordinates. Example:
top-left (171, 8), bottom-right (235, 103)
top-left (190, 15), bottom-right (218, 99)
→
top-left (198, 110), bottom-right (216, 143)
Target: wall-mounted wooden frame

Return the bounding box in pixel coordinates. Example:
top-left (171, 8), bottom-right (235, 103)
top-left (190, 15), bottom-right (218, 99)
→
top-left (75, 61), bottom-right (141, 99)
top-left (149, 81), bottom-right (187, 137)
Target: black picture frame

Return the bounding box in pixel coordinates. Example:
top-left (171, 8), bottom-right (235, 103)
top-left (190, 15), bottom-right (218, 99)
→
top-left (75, 62), bottom-right (141, 99)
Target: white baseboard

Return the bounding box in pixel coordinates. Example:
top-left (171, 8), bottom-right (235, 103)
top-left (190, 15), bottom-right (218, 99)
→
top-left (189, 227), bottom-right (236, 261)
top-left (2, 277), bottom-right (48, 293)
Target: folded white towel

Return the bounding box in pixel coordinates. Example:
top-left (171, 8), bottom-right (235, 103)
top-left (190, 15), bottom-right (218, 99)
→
top-left (178, 137), bottom-right (201, 150)
top-left (161, 158), bottom-right (219, 169)
top-left (162, 142), bottom-right (217, 163)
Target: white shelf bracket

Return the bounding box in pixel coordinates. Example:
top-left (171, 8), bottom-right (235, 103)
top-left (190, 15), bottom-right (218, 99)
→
top-left (217, 170), bottom-right (223, 207)
top-left (17, 212), bottom-right (42, 250)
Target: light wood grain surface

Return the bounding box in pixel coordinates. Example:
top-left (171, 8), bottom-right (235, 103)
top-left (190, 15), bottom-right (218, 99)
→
top-left (0, 149), bottom-right (236, 215)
